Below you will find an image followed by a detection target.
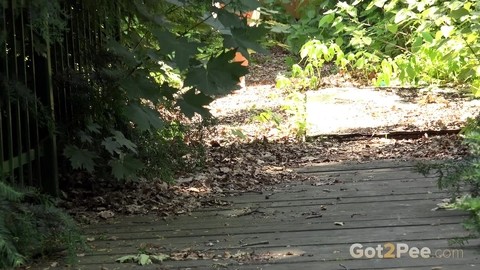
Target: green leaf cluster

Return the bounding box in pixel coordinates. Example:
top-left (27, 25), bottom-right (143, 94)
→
top-left (417, 117), bottom-right (480, 240)
top-left (56, 0), bottom-right (267, 180)
top-left (270, 0), bottom-right (480, 91)
top-left (0, 178), bottom-right (84, 268)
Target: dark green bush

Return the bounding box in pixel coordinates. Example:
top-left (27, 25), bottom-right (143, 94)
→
top-left (136, 121), bottom-right (207, 183)
top-left (0, 179), bottom-right (84, 268)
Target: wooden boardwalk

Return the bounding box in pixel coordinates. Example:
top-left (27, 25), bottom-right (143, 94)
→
top-left (76, 161), bottom-right (479, 269)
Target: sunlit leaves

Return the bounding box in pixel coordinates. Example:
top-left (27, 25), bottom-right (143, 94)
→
top-left (386, 23), bottom-right (398, 34)
top-left (471, 80), bottom-right (480, 98)
top-left (394, 8), bottom-right (417, 24)
top-left (421, 31), bottom-right (434, 43)
top-left (318, 13), bottom-right (335, 28)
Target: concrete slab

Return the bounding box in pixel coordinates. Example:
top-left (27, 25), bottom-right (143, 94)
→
top-left (306, 87), bottom-right (416, 136)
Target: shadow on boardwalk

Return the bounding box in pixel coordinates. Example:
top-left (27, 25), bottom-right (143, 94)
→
top-left (79, 160), bottom-right (479, 269)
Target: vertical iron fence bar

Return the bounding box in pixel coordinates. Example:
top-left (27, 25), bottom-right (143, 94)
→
top-left (82, 1), bottom-right (88, 75)
top-left (28, 4), bottom-right (42, 187)
top-left (68, 4), bottom-right (75, 119)
top-left (0, 2), bottom-right (6, 174)
top-left (12, 0), bottom-right (25, 186)
top-left (5, 0), bottom-right (15, 182)
top-left (86, 3), bottom-right (93, 66)
top-left (44, 34), bottom-right (59, 196)
top-left (20, 2), bottom-right (33, 185)
top-left (74, 3), bottom-right (83, 82)
top-left (59, 34), bottom-right (67, 124)
top-left (64, 7), bottom-right (71, 122)
top-left (52, 44), bottom-right (62, 124)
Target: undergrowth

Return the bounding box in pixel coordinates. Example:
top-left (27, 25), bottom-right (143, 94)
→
top-left (417, 117), bottom-right (480, 241)
top-left (0, 178), bottom-right (84, 268)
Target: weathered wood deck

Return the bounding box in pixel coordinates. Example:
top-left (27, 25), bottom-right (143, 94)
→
top-left (76, 161), bottom-right (479, 269)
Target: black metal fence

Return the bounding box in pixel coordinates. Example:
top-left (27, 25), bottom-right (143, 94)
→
top-left (1, 0), bottom-right (101, 195)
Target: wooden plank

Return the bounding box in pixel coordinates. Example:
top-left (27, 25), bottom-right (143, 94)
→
top-left (209, 182), bottom-right (443, 206)
top-left (90, 213), bottom-right (459, 236)
top-left (74, 238), bottom-right (480, 269)
top-left (189, 195), bottom-right (452, 220)
top-left (296, 159), bottom-right (419, 173)
top-left (298, 168), bottom-right (433, 182)
top-left (86, 211), bottom-right (466, 235)
top-left (86, 198), bottom-right (463, 234)
top-left (70, 161), bottom-right (479, 270)
top-left (63, 260), bottom-right (480, 270)
top-left (86, 222), bottom-right (470, 251)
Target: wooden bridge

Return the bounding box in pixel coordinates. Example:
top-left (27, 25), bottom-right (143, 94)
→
top-left (72, 161), bottom-right (479, 269)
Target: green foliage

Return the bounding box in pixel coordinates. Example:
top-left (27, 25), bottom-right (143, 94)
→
top-left (417, 117), bottom-right (480, 239)
top-left (64, 123), bottom-right (144, 181)
top-left (54, 0), bottom-right (268, 181)
top-left (250, 91), bottom-right (307, 141)
top-left (277, 39), bottom-right (384, 90)
top-left (273, 0), bottom-right (480, 91)
top-left (0, 178), bottom-right (84, 268)
top-left (135, 121), bottom-right (206, 183)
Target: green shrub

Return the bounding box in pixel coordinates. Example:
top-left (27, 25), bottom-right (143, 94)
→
top-left (0, 179), bottom-right (84, 268)
top-left (418, 117), bottom-right (480, 239)
top-left (274, 0), bottom-right (480, 91)
top-left (136, 121), bottom-right (206, 183)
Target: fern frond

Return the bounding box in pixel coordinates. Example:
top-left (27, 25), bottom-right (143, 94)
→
top-left (0, 181), bottom-right (24, 202)
top-left (0, 209), bottom-right (26, 267)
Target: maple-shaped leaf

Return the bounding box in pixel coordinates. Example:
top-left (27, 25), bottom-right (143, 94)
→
top-left (116, 255), bottom-right (137, 264)
top-left (111, 130), bottom-right (138, 153)
top-left (138, 254), bottom-right (152, 266)
top-left (120, 73), bottom-right (163, 103)
top-left (152, 29), bottom-right (199, 70)
top-left (86, 121), bottom-right (101, 134)
top-left (102, 130), bottom-right (138, 155)
top-left (223, 26), bottom-right (269, 58)
top-left (184, 50), bottom-right (248, 96)
top-left (124, 103), bottom-right (164, 131)
top-left (109, 155), bottom-right (144, 180)
top-left (63, 145), bottom-right (97, 173)
top-left (159, 82), bottom-right (176, 101)
top-left (177, 88), bottom-right (213, 118)
top-left (211, 7), bottom-right (245, 29)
